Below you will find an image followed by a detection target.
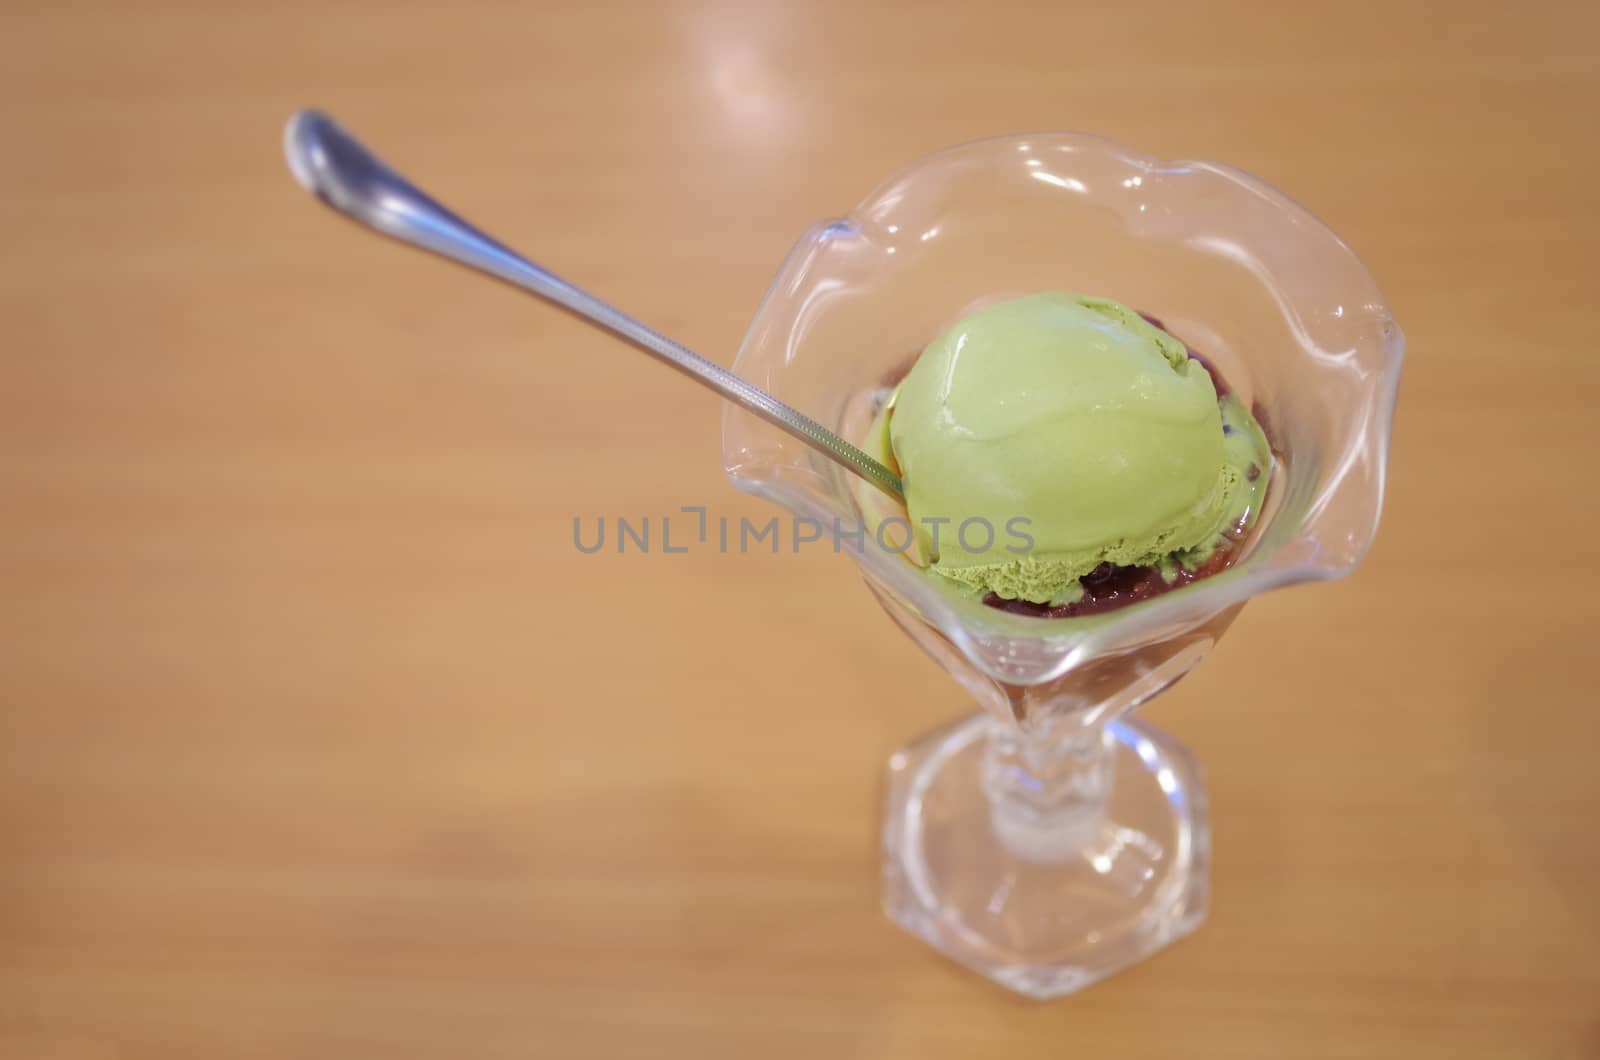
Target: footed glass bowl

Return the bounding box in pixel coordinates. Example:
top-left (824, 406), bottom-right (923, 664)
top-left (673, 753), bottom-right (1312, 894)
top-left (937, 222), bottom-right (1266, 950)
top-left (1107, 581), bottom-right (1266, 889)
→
top-left (720, 133), bottom-right (1402, 999)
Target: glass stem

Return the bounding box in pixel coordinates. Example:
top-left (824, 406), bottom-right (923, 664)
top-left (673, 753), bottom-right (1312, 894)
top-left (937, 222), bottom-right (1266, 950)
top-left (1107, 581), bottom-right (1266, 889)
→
top-left (981, 714), bottom-right (1116, 862)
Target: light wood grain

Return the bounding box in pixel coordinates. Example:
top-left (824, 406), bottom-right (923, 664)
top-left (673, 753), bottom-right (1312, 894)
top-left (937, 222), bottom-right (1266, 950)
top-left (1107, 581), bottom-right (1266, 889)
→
top-left (2, 0), bottom-right (1598, 1057)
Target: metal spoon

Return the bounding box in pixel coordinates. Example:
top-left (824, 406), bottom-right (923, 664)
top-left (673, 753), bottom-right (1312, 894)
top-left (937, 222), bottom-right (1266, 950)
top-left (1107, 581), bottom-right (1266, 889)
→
top-left (282, 109), bottom-right (904, 501)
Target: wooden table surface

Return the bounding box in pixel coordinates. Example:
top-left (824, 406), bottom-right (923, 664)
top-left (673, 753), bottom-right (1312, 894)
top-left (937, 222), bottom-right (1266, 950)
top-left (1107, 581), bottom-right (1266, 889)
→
top-left (3, 1), bottom-right (1598, 1057)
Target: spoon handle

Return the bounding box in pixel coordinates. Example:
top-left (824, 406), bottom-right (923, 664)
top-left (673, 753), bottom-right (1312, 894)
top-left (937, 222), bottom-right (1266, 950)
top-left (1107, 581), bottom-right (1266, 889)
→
top-left (283, 110), bottom-right (904, 501)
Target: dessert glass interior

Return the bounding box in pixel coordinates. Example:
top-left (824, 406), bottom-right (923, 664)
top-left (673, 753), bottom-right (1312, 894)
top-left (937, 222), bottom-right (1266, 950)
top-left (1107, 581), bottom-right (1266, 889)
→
top-left (721, 133), bottom-right (1402, 999)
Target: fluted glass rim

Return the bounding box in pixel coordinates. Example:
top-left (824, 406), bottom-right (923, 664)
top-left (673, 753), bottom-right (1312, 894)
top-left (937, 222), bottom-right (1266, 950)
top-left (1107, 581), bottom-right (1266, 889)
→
top-left (722, 131), bottom-right (1404, 685)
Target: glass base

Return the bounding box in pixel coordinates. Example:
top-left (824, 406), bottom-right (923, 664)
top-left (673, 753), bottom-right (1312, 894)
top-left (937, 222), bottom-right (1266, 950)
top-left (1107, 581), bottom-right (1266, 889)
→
top-left (882, 712), bottom-right (1209, 999)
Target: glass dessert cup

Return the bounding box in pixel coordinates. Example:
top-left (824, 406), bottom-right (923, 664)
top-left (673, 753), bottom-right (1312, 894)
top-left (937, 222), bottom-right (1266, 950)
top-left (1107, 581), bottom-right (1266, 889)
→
top-left (721, 133), bottom-right (1402, 999)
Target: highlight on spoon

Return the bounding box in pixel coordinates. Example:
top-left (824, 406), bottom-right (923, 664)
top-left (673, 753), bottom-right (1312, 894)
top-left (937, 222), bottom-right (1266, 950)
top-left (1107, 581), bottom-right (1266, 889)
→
top-left (281, 108), bottom-right (905, 502)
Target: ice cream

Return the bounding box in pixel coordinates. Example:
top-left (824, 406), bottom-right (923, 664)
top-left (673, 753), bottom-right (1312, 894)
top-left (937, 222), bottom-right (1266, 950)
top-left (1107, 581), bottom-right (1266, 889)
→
top-left (879, 292), bottom-right (1270, 608)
